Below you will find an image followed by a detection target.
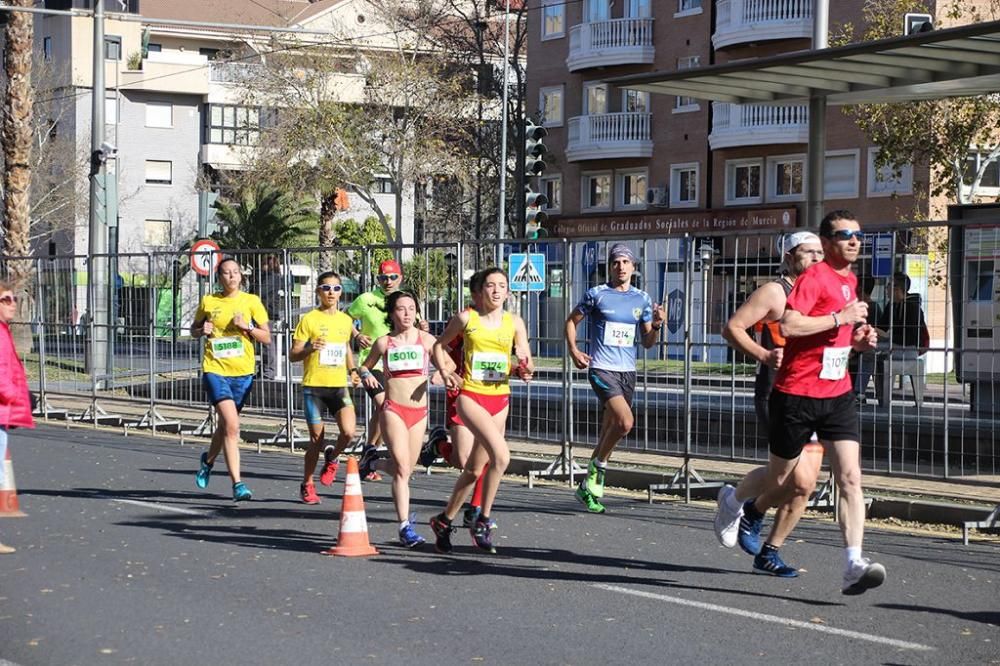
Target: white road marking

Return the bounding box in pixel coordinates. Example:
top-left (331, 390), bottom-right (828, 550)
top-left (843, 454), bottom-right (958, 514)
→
top-left (112, 499), bottom-right (207, 516)
top-left (594, 583), bottom-right (935, 652)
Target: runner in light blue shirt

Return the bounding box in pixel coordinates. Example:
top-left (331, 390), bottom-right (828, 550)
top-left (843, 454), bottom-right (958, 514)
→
top-left (565, 243), bottom-right (665, 513)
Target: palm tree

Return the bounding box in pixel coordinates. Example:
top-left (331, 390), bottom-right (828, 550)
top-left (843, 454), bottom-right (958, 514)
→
top-left (210, 184), bottom-right (319, 251)
top-left (2, 0), bottom-right (36, 351)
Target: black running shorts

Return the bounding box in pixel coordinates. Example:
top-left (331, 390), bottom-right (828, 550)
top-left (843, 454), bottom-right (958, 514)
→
top-left (768, 389), bottom-right (858, 460)
top-left (588, 368), bottom-right (636, 406)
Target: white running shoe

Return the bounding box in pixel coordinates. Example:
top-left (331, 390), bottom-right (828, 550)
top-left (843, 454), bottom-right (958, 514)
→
top-left (714, 485), bottom-right (742, 548)
top-left (842, 558), bottom-right (886, 595)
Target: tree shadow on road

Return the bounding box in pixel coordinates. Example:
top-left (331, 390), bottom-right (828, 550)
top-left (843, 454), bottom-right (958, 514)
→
top-left (874, 603), bottom-right (1000, 627)
top-left (116, 517), bottom-right (336, 554)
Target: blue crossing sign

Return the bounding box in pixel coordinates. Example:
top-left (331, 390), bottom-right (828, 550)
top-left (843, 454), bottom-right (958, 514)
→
top-left (509, 253), bottom-right (546, 292)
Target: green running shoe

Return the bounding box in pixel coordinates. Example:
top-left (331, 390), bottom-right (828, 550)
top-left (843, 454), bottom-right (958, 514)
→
top-left (575, 484), bottom-right (606, 514)
top-left (585, 459), bottom-right (606, 498)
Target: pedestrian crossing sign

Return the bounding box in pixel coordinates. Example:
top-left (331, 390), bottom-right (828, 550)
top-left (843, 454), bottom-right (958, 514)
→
top-left (509, 253), bottom-right (546, 292)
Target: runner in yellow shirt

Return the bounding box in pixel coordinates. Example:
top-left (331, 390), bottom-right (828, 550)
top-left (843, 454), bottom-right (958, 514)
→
top-left (290, 271), bottom-right (358, 504)
top-left (430, 267), bottom-right (533, 554)
top-left (192, 257), bottom-right (271, 502)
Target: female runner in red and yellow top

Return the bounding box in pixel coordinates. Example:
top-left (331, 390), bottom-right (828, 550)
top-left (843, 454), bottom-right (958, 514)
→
top-left (430, 267), bottom-right (533, 554)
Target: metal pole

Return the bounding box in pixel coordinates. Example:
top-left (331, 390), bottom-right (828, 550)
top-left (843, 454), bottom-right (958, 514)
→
top-left (282, 248), bottom-right (295, 452)
top-left (497, 0), bottom-right (511, 257)
top-left (35, 258), bottom-right (49, 415)
top-left (682, 235), bottom-right (694, 504)
top-left (806, 0), bottom-right (829, 229)
top-left (147, 253), bottom-right (156, 434)
top-left (87, 0), bottom-right (109, 386)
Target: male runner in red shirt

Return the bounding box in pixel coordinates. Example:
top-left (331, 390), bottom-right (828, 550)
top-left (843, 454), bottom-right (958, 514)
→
top-left (733, 210), bottom-right (885, 595)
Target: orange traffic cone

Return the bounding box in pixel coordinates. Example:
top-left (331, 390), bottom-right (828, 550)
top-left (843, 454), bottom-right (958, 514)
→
top-left (0, 446), bottom-right (26, 518)
top-left (322, 456), bottom-right (377, 557)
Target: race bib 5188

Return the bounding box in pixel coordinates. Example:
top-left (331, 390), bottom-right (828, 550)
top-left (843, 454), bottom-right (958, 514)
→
top-left (211, 336), bottom-right (244, 359)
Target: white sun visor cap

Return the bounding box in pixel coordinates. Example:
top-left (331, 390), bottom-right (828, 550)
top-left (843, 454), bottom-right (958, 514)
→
top-left (781, 231), bottom-right (821, 254)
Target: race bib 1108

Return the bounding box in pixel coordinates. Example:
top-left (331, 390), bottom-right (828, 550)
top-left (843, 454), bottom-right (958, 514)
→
top-left (319, 344), bottom-right (346, 367)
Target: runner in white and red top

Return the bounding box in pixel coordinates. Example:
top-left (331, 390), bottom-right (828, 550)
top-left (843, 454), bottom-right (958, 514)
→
top-left (734, 210), bottom-right (886, 596)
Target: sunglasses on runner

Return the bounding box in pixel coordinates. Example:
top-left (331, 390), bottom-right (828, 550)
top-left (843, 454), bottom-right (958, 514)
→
top-left (0, 295), bottom-right (17, 305)
top-left (377, 273), bottom-right (400, 281)
top-left (318, 284), bottom-right (343, 293)
top-left (827, 230), bottom-right (865, 242)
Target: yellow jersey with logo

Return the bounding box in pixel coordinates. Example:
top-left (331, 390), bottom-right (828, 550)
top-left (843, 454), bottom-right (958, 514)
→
top-left (294, 309), bottom-right (354, 388)
top-left (196, 292), bottom-right (269, 377)
top-left (462, 310), bottom-right (515, 396)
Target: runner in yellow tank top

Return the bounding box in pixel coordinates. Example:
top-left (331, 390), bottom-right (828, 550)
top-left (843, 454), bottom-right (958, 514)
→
top-left (429, 267), bottom-right (533, 554)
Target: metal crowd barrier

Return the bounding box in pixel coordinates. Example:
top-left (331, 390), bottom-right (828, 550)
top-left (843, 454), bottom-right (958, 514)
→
top-left (4, 219), bottom-right (998, 495)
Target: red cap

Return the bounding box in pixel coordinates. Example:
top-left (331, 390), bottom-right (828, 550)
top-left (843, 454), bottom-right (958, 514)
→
top-left (379, 260), bottom-right (402, 275)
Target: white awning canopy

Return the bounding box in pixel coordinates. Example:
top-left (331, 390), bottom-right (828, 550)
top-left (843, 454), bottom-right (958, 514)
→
top-left (607, 20), bottom-right (1000, 105)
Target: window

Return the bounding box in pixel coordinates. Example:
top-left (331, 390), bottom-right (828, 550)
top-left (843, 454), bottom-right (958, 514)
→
top-left (199, 48), bottom-right (221, 60)
top-left (146, 43), bottom-right (162, 53)
top-left (582, 172), bottom-right (612, 210)
top-left (584, 83), bottom-right (608, 115)
top-left (675, 56), bottom-right (701, 111)
top-left (628, 0), bottom-right (651, 18)
top-left (143, 219), bottom-right (171, 247)
top-left (725, 159), bottom-right (762, 205)
top-left (540, 86), bottom-right (563, 127)
top-left (824, 150), bottom-right (859, 199)
top-left (43, 36), bottom-right (52, 60)
top-left (676, 0), bottom-right (702, 16)
top-left (144, 160), bottom-right (172, 186)
top-left (104, 35), bottom-right (122, 61)
top-left (205, 104), bottom-right (261, 145)
top-left (963, 151), bottom-right (1000, 192)
top-left (670, 163), bottom-right (699, 207)
top-left (542, 0), bottom-right (565, 39)
top-left (105, 97), bottom-right (118, 125)
top-left (867, 147), bottom-right (913, 197)
top-left (618, 170), bottom-right (648, 209)
top-left (585, 0), bottom-right (610, 22)
top-left (373, 177), bottom-right (394, 194)
top-left (766, 154), bottom-right (805, 201)
top-left (145, 101), bottom-right (172, 128)
top-left (623, 89), bottom-right (649, 114)
top-left (541, 175), bottom-right (562, 211)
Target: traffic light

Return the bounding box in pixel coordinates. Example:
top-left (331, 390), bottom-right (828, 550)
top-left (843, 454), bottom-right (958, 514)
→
top-left (525, 120), bottom-right (548, 175)
top-left (524, 119), bottom-right (549, 239)
top-left (525, 190), bottom-right (548, 239)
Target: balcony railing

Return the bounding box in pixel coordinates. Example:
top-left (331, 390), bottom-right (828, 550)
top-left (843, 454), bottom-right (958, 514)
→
top-left (567, 17), bottom-right (654, 71)
top-left (713, 0), bottom-right (812, 49)
top-left (566, 112), bottom-right (653, 162)
top-left (709, 102), bottom-right (809, 149)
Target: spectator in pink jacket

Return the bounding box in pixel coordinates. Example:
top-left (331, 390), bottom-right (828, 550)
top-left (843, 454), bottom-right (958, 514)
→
top-left (0, 280), bottom-right (35, 554)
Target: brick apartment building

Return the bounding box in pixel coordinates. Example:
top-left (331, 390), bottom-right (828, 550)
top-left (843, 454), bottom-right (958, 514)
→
top-left (522, 0), bottom-right (976, 241)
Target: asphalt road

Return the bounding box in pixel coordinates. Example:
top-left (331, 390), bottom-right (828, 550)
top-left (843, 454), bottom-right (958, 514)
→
top-left (1, 425), bottom-right (998, 665)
